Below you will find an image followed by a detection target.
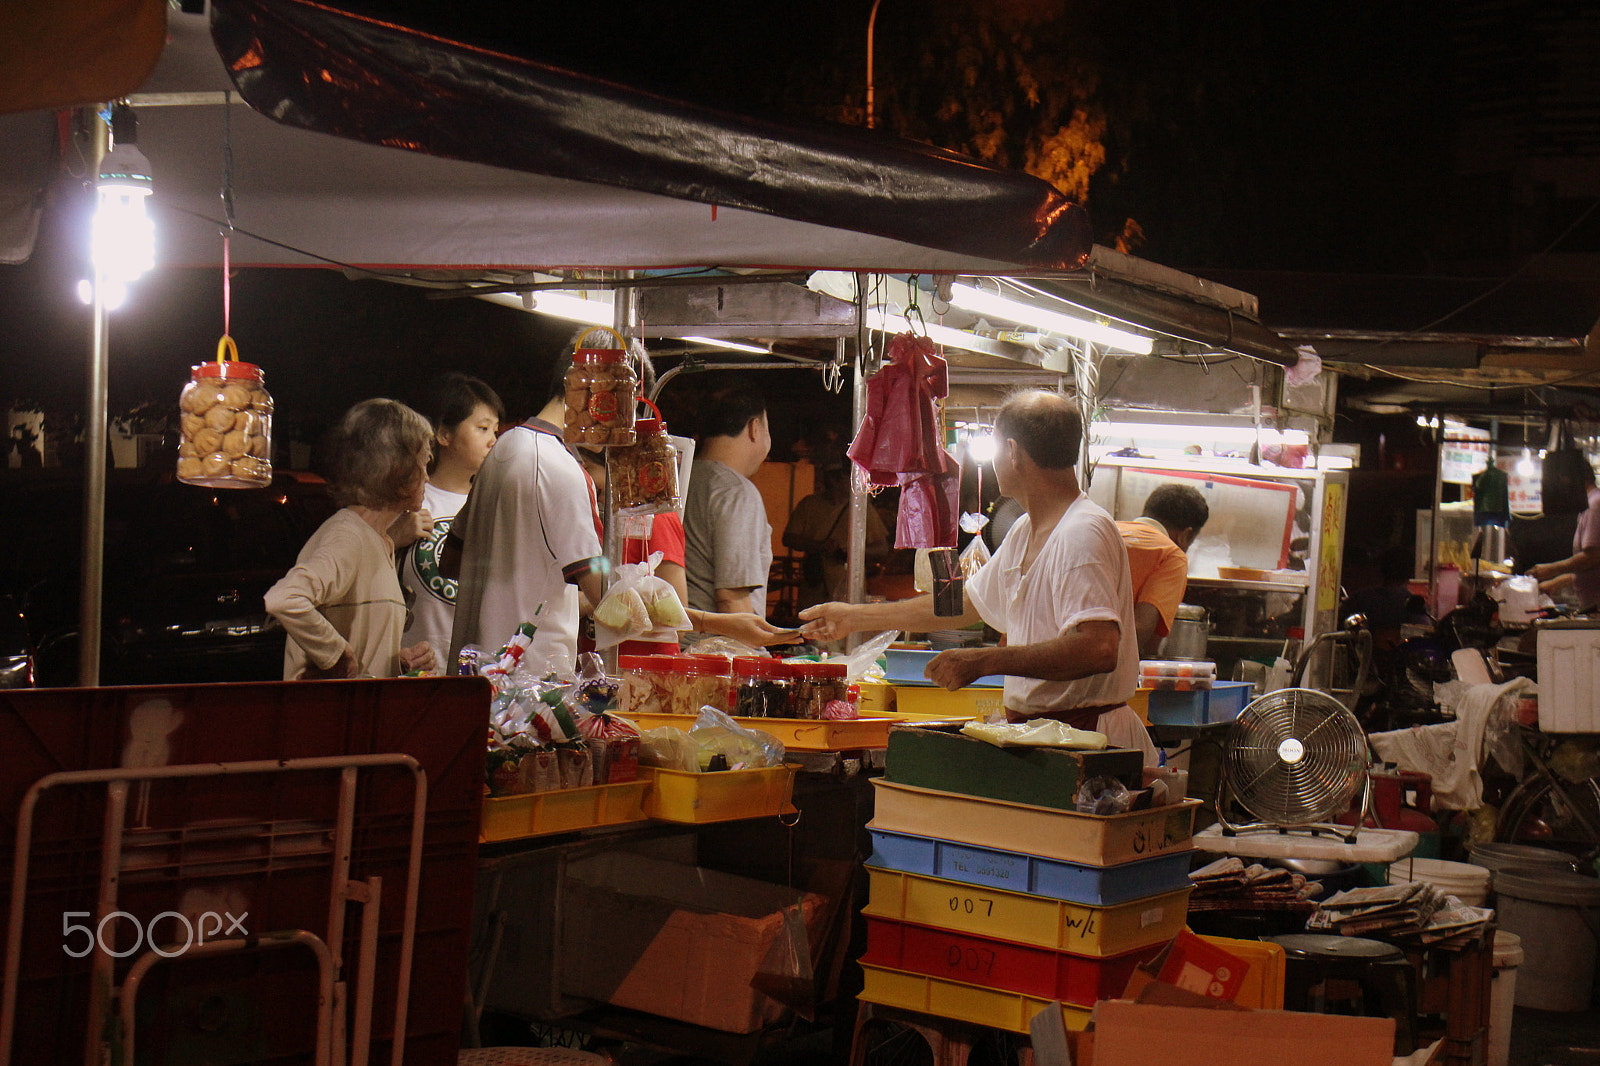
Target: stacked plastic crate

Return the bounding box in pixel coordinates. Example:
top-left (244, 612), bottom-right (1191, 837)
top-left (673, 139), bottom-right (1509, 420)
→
top-left (857, 726), bottom-right (1200, 1033)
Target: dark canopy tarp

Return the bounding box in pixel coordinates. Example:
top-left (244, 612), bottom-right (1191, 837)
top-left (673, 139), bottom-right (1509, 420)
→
top-left (206, 0), bottom-right (1091, 271)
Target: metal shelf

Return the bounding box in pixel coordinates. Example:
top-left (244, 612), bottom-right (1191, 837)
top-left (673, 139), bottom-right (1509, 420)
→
top-left (1187, 576), bottom-right (1310, 595)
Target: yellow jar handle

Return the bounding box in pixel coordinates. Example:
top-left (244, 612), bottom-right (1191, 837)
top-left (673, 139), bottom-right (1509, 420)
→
top-left (215, 334), bottom-right (239, 364)
top-left (575, 325), bottom-right (625, 351)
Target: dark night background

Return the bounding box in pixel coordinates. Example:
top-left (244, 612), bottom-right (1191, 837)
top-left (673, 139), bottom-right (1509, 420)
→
top-left (1, 1), bottom-right (1595, 495)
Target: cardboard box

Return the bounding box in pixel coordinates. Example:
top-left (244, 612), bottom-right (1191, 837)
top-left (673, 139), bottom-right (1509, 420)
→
top-left (885, 726), bottom-right (1145, 809)
top-left (559, 851), bottom-right (825, 1033)
top-left (1091, 1000), bottom-right (1395, 1066)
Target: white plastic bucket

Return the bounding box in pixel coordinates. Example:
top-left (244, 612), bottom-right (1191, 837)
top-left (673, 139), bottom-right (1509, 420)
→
top-left (1488, 931), bottom-right (1522, 1066)
top-left (1387, 856), bottom-right (1491, 906)
top-left (1468, 842), bottom-right (1578, 878)
top-left (1493, 866), bottom-right (1600, 1012)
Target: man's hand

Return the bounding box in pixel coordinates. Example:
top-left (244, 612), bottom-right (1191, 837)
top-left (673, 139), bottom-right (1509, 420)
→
top-left (400, 641), bottom-right (437, 675)
top-left (1529, 561), bottom-right (1560, 583)
top-left (387, 508), bottom-right (434, 549)
top-left (708, 613), bottom-right (798, 648)
top-left (799, 601), bottom-right (857, 642)
top-left (301, 645), bottom-right (357, 680)
top-left (925, 647), bottom-right (994, 691)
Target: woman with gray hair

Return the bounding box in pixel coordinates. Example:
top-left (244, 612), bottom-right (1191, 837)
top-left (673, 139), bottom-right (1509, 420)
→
top-left (266, 399), bottom-right (439, 680)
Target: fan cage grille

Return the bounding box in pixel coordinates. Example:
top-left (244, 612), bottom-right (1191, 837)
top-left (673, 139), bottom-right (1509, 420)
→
top-left (1224, 688), bottom-right (1366, 826)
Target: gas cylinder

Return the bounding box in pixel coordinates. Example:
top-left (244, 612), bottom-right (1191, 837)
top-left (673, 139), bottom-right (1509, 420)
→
top-left (1340, 768), bottom-right (1441, 858)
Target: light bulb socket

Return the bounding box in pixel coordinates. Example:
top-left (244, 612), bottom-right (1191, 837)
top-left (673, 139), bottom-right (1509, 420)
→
top-left (97, 143), bottom-right (154, 195)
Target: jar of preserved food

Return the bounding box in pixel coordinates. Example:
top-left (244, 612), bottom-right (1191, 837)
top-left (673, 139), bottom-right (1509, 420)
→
top-left (788, 661), bottom-right (850, 719)
top-left (177, 338), bottom-right (272, 488)
top-left (732, 656), bottom-right (790, 718)
top-left (679, 655), bottom-right (734, 714)
top-left (617, 653), bottom-right (678, 714)
top-left (562, 327), bottom-right (637, 448)
top-left (609, 410), bottom-right (679, 515)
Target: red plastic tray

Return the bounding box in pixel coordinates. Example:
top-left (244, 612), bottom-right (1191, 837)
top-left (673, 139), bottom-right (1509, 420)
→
top-left (861, 916), bottom-right (1162, 1007)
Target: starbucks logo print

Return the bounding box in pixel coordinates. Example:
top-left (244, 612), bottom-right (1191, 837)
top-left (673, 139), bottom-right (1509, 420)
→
top-left (411, 514), bottom-right (456, 604)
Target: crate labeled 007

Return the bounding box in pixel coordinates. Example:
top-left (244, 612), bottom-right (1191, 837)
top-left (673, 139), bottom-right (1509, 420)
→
top-left (862, 866), bottom-right (1192, 957)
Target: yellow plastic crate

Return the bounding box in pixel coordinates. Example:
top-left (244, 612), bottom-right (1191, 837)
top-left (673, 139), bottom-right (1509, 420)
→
top-left (890, 683), bottom-right (1004, 720)
top-left (1196, 934), bottom-right (1286, 1010)
top-left (639, 763), bottom-right (799, 824)
top-left (479, 779), bottom-right (650, 842)
top-left (1129, 687), bottom-right (1152, 726)
top-left (857, 681), bottom-right (894, 715)
top-left (863, 866), bottom-right (1191, 957)
top-left (871, 780), bottom-right (1200, 866)
top-left (622, 711), bottom-right (893, 751)
top-left (859, 963), bottom-right (1094, 1033)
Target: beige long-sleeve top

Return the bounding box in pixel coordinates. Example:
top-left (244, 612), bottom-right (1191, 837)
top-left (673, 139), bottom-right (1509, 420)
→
top-left (265, 508), bottom-right (407, 680)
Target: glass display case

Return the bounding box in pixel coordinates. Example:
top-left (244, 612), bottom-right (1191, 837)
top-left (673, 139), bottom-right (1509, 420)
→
top-left (1088, 456), bottom-right (1349, 688)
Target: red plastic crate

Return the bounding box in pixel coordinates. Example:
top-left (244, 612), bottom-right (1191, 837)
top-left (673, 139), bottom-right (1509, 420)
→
top-left (0, 676), bottom-right (489, 1066)
top-left (861, 916), bottom-right (1163, 1007)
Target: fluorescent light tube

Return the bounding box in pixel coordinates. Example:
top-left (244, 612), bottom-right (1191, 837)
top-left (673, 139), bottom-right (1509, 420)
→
top-left (949, 282), bottom-right (1153, 355)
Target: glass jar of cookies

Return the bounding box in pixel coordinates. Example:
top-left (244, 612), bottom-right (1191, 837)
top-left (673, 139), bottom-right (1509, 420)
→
top-left (562, 330), bottom-right (637, 448)
top-left (609, 415), bottom-right (678, 515)
top-left (177, 347), bottom-right (272, 488)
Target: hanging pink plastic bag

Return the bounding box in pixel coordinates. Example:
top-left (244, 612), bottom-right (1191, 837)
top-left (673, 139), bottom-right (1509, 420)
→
top-left (895, 453), bottom-right (961, 548)
top-left (848, 331), bottom-right (951, 485)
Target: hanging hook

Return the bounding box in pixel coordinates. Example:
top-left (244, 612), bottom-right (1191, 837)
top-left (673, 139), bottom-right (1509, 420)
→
top-left (904, 274), bottom-right (929, 337)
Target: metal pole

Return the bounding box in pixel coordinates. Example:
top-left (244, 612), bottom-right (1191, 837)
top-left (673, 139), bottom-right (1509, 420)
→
top-left (866, 0), bottom-right (885, 129)
top-left (79, 112), bottom-right (110, 687)
top-left (845, 336), bottom-right (867, 607)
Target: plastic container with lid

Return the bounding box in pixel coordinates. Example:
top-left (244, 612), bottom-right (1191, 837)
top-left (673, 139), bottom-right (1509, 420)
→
top-left (677, 654), bottom-right (734, 714)
top-left (177, 339), bottom-right (273, 488)
top-left (609, 412), bottom-right (678, 514)
top-left (788, 661), bottom-right (853, 719)
top-left (732, 657), bottom-right (790, 718)
top-left (617, 654), bottom-right (679, 714)
top-left (562, 327), bottom-right (637, 448)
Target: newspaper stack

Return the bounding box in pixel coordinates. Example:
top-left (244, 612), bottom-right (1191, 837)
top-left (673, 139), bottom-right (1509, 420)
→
top-left (1308, 881), bottom-right (1493, 947)
top-left (1187, 856), bottom-right (1321, 915)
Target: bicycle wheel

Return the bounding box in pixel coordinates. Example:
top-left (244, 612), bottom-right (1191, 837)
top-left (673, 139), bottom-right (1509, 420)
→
top-left (1494, 773), bottom-right (1600, 867)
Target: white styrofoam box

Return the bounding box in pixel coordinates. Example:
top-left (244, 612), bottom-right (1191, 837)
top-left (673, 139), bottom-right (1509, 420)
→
top-left (1535, 625), bottom-right (1600, 733)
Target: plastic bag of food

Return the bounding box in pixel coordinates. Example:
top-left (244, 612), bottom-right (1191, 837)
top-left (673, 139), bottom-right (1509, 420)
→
top-left (836, 630), bottom-right (900, 682)
top-left (638, 725), bottom-right (699, 772)
top-left (594, 551), bottom-right (692, 649)
top-left (689, 704), bottom-right (786, 770)
top-left (962, 719), bottom-right (1108, 750)
top-left (1075, 775), bottom-right (1132, 815)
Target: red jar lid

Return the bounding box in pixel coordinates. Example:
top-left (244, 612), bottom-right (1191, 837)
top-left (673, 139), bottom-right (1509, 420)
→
top-left (192, 361), bottom-right (263, 381)
top-left (618, 654), bottom-right (678, 673)
top-left (795, 661), bottom-right (848, 679)
top-left (680, 655), bottom-right (732, 678)
top-left (575, 348), bottom-right (626, 363)
top-left (732, 656), bottom-right (785, 680)
top-left (634, 417), bottom-right (663, 436)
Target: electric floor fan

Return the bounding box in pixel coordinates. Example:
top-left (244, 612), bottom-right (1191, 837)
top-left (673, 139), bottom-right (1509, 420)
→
top-left (1216, 687), bottom-right (1373, 842)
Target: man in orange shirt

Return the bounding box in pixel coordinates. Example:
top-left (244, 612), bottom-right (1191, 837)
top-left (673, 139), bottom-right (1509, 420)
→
top-left (1117, 484), bottom-right (1209, 658)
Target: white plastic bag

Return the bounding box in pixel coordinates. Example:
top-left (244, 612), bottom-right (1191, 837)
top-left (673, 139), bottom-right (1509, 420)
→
top-left (593, 551), bottom-right (691, 649)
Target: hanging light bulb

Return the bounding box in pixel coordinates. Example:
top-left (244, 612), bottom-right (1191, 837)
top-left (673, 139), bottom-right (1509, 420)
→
top-left (87, 139), bottom-right (156, 305)
top-left (965, 430), bottom-right (997, 463)
top-left (1516, 448), bottom-right (1536, 478)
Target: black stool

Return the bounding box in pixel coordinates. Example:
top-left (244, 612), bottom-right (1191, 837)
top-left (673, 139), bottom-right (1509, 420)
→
top-left (1267, 933), bottom-right (1418, 1056)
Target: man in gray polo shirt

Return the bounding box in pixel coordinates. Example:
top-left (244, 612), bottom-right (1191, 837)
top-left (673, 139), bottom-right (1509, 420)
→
top-left (683, 381), bottom-right (773, 628)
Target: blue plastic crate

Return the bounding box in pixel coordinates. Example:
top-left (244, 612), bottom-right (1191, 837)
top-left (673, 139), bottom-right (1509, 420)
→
top-left (883, 648), bottom-right (1005, 687)
top-left (1147, 680), bottom-right (1254, 725)
top-left (1204, 680), bottom-right (1254, 723)
top-left (867, 827), bottom-right (1194, 905)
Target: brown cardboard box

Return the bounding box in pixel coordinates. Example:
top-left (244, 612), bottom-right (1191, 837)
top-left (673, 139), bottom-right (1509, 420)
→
top-left (559, 851), bottom-right (825, 1033)
top-left (1091, 1000), bottom-right (1395, 1066)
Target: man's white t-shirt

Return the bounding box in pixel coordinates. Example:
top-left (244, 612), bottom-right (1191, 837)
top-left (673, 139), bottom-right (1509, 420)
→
top-left (449, 422), bottom-right (601, 675)
top-left (965, 493), bottom-right (1155, 763)
top-left (399, 481), bottom-right (469, 661)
